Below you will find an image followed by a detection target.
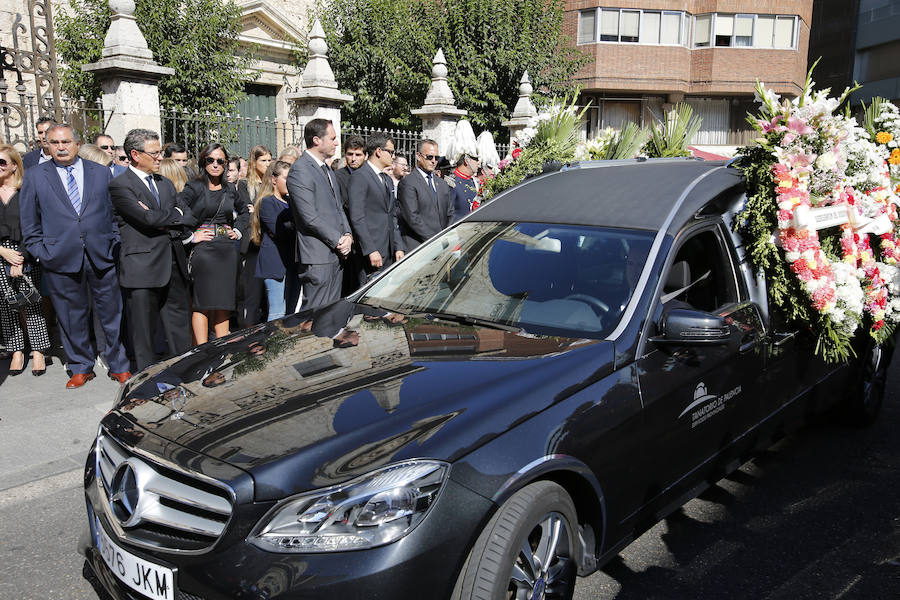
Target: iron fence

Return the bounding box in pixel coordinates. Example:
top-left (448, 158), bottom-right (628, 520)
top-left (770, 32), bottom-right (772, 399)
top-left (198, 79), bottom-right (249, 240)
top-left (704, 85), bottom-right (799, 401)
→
top-left (344, 125), bottom-right (422, 162)
top-left (0, 94), bottom-right (105, 153)
top-left (161, 108), bottom-right (304, 160)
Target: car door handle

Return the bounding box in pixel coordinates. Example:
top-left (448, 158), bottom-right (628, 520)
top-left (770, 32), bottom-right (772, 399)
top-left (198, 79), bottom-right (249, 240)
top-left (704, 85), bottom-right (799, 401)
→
top-left (739, 331), bottom-right (760, 353)
top-left (773, 331), bottom-right (798, 347)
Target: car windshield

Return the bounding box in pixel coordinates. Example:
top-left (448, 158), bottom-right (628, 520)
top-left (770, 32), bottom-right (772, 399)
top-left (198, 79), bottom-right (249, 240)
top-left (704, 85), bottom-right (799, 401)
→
top-left (359, 222), bottom-right (655, 338)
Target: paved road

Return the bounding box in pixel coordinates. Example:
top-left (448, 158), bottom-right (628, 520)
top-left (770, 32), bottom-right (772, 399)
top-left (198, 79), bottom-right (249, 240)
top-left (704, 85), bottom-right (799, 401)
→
top-left (1, 352), bottom-right (898, 599)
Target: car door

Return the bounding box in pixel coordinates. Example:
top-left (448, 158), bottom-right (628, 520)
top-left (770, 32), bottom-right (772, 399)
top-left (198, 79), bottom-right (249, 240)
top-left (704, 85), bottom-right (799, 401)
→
top-left (636, 223), bottom-right (766, 510)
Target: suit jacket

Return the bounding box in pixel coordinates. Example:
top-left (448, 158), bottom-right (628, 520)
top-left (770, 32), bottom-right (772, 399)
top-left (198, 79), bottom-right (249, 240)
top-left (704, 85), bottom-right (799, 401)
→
top-left (109, 169), bottom-right (196, 288)
top-left (111, 164), bottom-right (127, 178)
top-left (22, 148), bottom-right (41, 169)
top-left (286, 152), bottom-right (351, 266)
top-left (348, 163), bottom-right (404, 259)
top-left (19, 158), bottom-right (119, 274)
top-left (179, 180), bottom-right (250, 234)
top-left (397, 169), bottom-right (453, 251)
top-left (334, 165), bottom-right (355, 210)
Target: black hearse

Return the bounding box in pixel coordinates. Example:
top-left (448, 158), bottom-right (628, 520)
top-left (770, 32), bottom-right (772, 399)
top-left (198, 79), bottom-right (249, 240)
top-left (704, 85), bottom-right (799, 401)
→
top-left (81, 159), bottom-right (889, 600)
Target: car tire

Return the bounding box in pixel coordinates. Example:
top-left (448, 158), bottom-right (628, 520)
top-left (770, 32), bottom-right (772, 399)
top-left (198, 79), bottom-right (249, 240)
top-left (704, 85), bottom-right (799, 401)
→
top-left (841, 341), bottom-right (893, 427)
top-left (451, 481), bottom-right (578, 600)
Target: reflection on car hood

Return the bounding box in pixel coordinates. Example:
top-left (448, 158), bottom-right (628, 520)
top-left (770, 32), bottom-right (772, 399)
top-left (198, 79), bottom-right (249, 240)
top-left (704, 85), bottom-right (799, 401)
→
top-left (115, 300), bottom-right (613, 500)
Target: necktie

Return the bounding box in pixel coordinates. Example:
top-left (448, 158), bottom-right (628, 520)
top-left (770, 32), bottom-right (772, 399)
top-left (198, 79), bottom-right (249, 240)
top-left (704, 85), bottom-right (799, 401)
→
top-left (65, 165), bottom-right (81, 214)
top-left (321, 164), bottom-right (336, 199)
top-left (427, 173), bottom-right (438, 203)
top-left (146, 175), bottom-right (159, 206)
top-left (379, 173), bottom-right (394, 200)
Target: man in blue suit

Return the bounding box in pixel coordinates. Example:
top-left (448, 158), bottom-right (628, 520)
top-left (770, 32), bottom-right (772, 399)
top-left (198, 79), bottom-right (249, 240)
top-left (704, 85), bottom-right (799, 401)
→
top-left (22, 116), bottom-right (56, 169)
top-left (19, 124), bottom-right (131, 388)
top-left (94, 133), bottom-right (127, 177)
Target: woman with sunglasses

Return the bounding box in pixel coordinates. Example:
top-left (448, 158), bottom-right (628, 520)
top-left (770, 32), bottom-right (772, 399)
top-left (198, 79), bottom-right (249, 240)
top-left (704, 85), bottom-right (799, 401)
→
top-left (180, 143), bottom-right (249, 345)
top-left (0, 144), bottom-right (50, 375)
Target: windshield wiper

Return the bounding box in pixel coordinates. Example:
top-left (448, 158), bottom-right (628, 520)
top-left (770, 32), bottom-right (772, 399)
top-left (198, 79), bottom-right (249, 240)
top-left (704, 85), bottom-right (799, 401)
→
top-left (414, 311), bottom-right (522, 333)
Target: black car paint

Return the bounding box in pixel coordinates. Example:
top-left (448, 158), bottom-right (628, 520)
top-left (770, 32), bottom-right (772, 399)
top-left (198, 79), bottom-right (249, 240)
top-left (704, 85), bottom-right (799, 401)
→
top-left (81, 162), bottom-right (873, 600)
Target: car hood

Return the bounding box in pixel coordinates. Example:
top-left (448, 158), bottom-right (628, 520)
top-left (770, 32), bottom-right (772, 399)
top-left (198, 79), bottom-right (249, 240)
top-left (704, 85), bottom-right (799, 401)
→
top-left (114, 300), bottom-right (614, 501)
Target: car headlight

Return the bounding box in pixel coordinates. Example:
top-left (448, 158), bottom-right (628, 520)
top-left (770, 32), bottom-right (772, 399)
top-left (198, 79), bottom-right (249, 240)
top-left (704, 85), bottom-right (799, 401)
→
top-left (248, 460), bottom-right (449, 553)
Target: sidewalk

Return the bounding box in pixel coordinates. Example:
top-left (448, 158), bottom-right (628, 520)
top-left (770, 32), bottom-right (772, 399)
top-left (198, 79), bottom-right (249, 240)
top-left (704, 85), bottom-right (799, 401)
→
top-left (0, 354), bottom-right (121, 492)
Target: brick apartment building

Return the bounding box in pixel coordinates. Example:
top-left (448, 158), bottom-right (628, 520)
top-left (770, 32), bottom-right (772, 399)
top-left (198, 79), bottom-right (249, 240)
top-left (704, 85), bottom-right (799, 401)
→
top-left (563, 1), bottom-right (813, 148)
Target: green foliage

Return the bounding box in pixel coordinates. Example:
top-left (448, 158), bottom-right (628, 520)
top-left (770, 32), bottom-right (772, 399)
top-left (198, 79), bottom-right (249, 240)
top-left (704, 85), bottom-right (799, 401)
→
top-left (315, 0), bottom-right (589, 134)
top-left (481, 99), bottom-right (585, 200)
top-left (861, 96), bottom-right (888, 138)
top-left (644, 103), bottom-right (703, 158)
top-left (600, 123), bottom-right (650, 160)
top-left (55, 0), bottom-right (256, 117)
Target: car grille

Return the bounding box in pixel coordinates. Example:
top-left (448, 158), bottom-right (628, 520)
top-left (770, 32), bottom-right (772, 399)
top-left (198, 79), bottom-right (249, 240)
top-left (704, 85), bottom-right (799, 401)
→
top-left (95, 430), bottom-right (234, 553)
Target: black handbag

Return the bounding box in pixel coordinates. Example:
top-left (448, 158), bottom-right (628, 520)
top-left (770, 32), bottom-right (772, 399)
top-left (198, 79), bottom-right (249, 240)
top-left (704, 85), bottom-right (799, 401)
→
top-left (3, 273), bottom-right (41, 308)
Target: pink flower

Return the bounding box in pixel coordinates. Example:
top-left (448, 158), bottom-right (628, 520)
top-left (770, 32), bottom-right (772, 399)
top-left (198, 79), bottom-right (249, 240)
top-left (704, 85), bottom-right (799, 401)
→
top-left (786, 116), bottom-right (814, 136)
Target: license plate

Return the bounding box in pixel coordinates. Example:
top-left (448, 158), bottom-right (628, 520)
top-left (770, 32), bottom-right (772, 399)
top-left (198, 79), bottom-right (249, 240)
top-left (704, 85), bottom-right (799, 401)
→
top-left (95, 518), bottom-right (175, 600)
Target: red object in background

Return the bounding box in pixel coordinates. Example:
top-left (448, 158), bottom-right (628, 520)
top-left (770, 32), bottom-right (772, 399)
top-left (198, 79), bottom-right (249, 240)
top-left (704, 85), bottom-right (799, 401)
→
top-left (688, 146), bottom-right (731, 161)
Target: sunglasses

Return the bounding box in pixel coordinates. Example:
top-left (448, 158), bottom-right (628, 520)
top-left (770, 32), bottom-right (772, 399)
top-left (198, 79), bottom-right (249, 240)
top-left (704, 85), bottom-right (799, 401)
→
top-left (418, 153), bottom-right (438, 161)
top-left (0, 158), bottom-right (9, 167)
top-left (205, 157), bottom-right (226, 166)
top-left (380, 147), bottom-right (396, 156)
top-left (98, 145), bottom-right (113, 150)
top-left (117, 155), bottom-right (127, 161)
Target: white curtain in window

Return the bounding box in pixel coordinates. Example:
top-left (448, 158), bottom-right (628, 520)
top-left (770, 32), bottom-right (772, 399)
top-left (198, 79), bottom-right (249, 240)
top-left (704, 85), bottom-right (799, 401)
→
top-left (774, 17), bottom-right (794, 48)
top-left (695, 14), bottom-right (712, 46)
top-left (715, 14), bottom-right (734, 36)
top-left (686, 98), bottom-right (729, 145)
top-left (642, 12), bottom-right (660, 44)
top-left (601, 9), bottom-right (619, 39)
top-left (755, 15), bottom-right (775, 48)
top-left (602, 102), bottom-right (642, 130)
top-left (661, 12), bottom-right (681, 44)
top-left (621, 11), bottom-right (640, 42)
top-left (735, 15), bottom-right (753, 46)
top-left (579, 10), bottom-right (596, 44)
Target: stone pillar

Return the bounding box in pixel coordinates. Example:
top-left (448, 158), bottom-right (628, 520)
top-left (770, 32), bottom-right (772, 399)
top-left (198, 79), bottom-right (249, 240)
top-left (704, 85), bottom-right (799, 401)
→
top-left (285, 19), bottom-right (353, 158)
top-left (81, 0), bottom-right (173, 143)
top-left (502, 71), bottom-right (538, 145)
top-left (411, 49), bottom-right (466, 156)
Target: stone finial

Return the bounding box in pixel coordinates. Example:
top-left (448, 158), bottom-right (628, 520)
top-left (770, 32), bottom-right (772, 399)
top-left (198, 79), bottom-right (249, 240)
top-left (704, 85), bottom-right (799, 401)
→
top-left (99, 0), bottom-right (155, 61)
top-left (300, 19), bottom-right (340, 90)
top-left (511, 71), bottom-right (537, 120)
top-left (422, 48), bottom-right (457, 107)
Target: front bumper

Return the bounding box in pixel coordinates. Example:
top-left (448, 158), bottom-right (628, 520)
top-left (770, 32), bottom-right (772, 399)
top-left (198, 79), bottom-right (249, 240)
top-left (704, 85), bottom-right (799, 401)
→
top-left (82, 463), bottom-right (494, 600)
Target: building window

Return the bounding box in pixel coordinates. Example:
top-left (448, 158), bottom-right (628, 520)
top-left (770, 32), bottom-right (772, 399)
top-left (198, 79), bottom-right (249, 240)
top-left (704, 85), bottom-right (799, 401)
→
top-left (579, 10), bottom-right (596, 44)
top-left (579, 8), bottom-right (688, 46)
top-left (694, 14), bottom-right (797, 49)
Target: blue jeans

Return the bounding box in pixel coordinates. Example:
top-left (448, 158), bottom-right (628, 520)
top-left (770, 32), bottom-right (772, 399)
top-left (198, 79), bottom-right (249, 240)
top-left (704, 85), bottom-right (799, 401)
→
top-left (264, 271), bottom-right (300, 321)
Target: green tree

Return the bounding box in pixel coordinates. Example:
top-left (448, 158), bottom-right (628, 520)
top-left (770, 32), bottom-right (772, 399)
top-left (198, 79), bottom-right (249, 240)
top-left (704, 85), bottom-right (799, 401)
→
top-left (316, 0), bottom-right (589, 137)
top-left (55, 0), bottom-right (256, 117)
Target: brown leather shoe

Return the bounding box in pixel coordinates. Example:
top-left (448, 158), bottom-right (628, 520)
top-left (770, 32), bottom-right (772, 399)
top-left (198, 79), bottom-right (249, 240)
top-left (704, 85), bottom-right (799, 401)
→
top-left (66, 372), bottom-right (96, 389)
top-left (108, 371), bottom-right (132, 384)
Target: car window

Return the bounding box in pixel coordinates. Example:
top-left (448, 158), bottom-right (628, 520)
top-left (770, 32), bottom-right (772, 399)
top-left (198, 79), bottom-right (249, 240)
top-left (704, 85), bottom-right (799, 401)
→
top-left (360, 222), bottom-right (655, 338)
top-left (662, 228), bottom-right (739, 312)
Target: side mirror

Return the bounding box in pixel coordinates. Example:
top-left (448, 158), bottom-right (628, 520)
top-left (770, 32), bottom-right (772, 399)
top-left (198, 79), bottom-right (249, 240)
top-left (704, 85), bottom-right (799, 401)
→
top-left (652, 308), bottom-right (732, 345)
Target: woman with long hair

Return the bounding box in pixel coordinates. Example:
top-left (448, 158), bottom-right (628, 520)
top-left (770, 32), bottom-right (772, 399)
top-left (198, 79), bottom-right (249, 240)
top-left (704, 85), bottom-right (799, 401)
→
top-left (236, 145), bottom-right (271, 327)
top-left (0, 144), bottom-right (50, 375)
top-left (250, 161), bottom-right (298, 320)
top-left (159, 157), bottom-right (188, 192)
top-left (179, 143), bottom-right (250, 344)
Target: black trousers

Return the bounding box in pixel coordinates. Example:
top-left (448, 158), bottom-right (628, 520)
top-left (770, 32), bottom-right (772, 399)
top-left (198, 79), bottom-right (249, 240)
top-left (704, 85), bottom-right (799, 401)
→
top-left (238, 243), bottom-right (265, 328)
top-left (124, 262), bottom-right (191, 371)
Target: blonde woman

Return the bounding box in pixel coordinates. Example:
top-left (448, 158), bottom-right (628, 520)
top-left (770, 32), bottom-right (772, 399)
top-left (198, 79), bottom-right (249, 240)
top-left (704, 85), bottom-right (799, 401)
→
top-left (236, 146), bottom-right (270, 327)
top-left (0, 144), bottom-right (50, 375)
top-left (159, 158), bottom-right (188, 192)
top-left (78, 143), bottom-right (113, 166)
top-left (250, 161), bottom-right (297, 320)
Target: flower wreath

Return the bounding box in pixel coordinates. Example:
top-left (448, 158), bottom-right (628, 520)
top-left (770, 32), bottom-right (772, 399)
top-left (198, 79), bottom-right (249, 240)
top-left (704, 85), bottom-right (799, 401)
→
top-left (736, 67), bottom-right (900, 363)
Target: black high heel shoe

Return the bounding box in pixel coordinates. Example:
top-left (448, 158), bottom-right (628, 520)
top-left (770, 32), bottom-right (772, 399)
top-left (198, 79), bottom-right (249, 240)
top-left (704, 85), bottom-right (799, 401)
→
top-left (31, 352), bottom-right (48, 377)
top-left (9, 352), bottom-right (26, 376)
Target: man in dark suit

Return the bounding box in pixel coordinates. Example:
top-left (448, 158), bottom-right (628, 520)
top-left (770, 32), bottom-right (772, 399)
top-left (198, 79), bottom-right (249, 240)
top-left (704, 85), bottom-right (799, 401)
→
top-left (397, 138), bottom-right (453, 251)
top-left (22, 116), bottom-right (56, 169)
top-left (286, 118), bottom-right (353, 310)
top-left (348, 133), bottom-right (404, 287)
top-left (19, 124), bottom-right (131, 388)
top-left (335, 135), bottom-right (366, 295)
top-left (94, 133), bottom-right (127, 177)
top-left (109, 128), bottom-right (196, 371)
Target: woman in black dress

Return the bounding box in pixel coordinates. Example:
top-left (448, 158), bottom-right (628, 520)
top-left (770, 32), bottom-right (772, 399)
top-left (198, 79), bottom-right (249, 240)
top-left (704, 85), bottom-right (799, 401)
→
top-left (0, 144), bottom-right (50, 374)
top-left (179, 143), bottom-right (250, 344)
